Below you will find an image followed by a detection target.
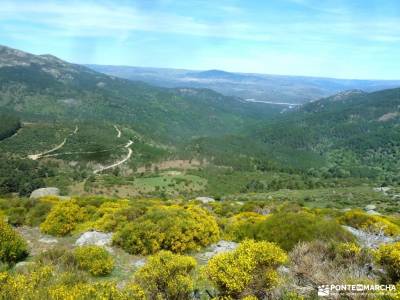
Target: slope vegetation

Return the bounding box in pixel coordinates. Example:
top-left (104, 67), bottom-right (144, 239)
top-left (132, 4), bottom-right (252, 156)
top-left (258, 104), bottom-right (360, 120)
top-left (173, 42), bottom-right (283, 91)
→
top-left (0, 45), bottom-right (280, 143)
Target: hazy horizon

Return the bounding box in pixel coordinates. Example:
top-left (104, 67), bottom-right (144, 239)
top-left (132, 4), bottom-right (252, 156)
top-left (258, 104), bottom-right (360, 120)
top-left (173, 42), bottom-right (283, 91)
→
top-left (1, 0), bottom-right (400, 80)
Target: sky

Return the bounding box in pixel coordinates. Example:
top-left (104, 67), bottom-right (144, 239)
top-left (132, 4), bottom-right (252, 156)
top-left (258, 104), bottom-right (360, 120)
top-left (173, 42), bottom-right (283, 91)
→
top-left (0, 0), bottom-right (399, 79)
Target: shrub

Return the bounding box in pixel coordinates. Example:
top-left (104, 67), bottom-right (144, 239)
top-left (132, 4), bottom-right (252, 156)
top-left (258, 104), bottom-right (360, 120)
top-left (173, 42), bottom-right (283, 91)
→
top-left (336, 242), bottom-right (361, 259)
top-left (91, 200), bottom-right (130, 232)
top-left (0, 198), bottom-right (54, 227)
top-left (75, 200), bottom-right (131, 233)
top-left (209, 201), bottom-right (242, 217)
top-left (6, 207), bottom-right (27, 226)
top-left (134, 250), bottom-right (196, 299)
top-left (281, 291), bottom-right (305, 300)
top-left (249, 211), bottom-right (354, 251)
top-left (73, 245), bottom-right (114, 276)
top-left (204, 240), bottom-right (287, 298)
top-left (0, 265), bottom-right (142, 299)
top-left (48, 282), bottom-right (135, 299)
top-left (0, 265), bottom-right (54, 299)
top-left (339, 210), bottom-right (400, 236)
top-left (25, 201), bottom-right (53, 226)
top-left (375, 242), bottom-right (400, 282)
top-left (113, 205), bottom-right (220, 255)
top-left (35, 247), bottom-right (81, 275)
top-left (225, 212), bottom-right (268, 240)
top-left (123, 284), bottom-right (146, 300)
top-left (0, 219), bottom-right (28, 264)
top-left (290, 241), bottom-right (376, 294)
top-left (38, 196), bottom-right (62, 205)
top-left (242, 296), bottom-right (258, 300)
top-left (40, 201), bottom-right (86, 236)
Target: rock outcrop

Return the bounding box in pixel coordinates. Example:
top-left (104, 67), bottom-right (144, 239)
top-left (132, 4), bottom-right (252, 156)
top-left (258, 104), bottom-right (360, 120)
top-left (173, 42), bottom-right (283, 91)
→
top-left (75, 231), bottom-right (112, 247)
top-left (195, 196), bottom-right (215, 204)
top-left (343, 226), bottom-right (399, 248)
top-left (196, 240), bottom-right (238, 262)
top-left (30, 187), bottom-right (60, 199)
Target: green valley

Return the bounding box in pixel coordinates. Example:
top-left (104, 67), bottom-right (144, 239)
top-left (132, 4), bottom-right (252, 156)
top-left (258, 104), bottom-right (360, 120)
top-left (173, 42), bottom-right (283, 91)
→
top-left (0, 44), bottom-right (400, 300)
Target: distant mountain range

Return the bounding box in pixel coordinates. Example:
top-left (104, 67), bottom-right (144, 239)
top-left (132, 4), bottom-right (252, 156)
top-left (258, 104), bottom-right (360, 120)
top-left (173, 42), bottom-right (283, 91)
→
top-left (87, 65), bottom-right (400, 105)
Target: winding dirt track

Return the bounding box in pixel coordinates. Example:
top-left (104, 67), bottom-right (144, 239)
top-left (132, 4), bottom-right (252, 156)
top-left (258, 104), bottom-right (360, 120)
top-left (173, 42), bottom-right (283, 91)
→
top-left (27, 124), bottom-right (133, 174)
top-left (114, 125), bottom-right (121, 138)
top-left (93, 140), bottom-right (133, 174)
top-left (27, 125), bottom-right (79, 160)
top-left (28, 138), bottom-right (67, 160)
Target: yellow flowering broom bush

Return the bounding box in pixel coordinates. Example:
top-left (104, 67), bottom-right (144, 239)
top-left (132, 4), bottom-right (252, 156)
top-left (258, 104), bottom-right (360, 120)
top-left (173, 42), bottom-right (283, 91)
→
top-left (73, 245), bottom-right (114, 276)
top-left (204, 239), bottom-right (288, 298)
top-left (74, 200), bottom-right (131, 233)
top-left (0, 219), bottom-right (28, 264)
top-left (91, 200), bottom-right (130, 232)
top-left (113, 204), bottom-right (220, 254)
top-left (339, 209), bottom-right (400, 236)
top-left (375, 242), bottom-right (400, 282)
top-left (134, 250), bottom-right (197, 299)
top-left (0, 266), bottom-right (54, 299)
top-left (336, 242), bottom-right (362, 259)
top-left (0, 265), bottom-right (145, 300)
top-left (225, 211), bottom-right (268, 240)
top-left (40, 200), bottom-right (87, 236)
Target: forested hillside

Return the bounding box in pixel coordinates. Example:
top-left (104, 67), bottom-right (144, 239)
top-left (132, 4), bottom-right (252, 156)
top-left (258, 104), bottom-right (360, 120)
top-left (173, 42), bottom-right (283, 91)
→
top-left (1, 44), bottom-right (399, 197)
top-left (0, 45), bottom-right (280, 143)
top-left (188, 88), bottom-right (400, 185)
top-left (0, 111), bottom-right (20, 140)
top-left (255, 88), bottom-right (400, 178)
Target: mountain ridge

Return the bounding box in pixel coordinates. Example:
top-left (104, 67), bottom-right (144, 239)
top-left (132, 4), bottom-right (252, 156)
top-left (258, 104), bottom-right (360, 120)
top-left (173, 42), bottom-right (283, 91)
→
top-left (87, 64), bottom-right (400, 105)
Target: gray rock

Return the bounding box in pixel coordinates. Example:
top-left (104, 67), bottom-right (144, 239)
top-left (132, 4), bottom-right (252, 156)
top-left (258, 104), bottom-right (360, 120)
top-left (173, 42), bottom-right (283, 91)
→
top-left (197, 240), bottom-right (238, 261)
top-left (75, 231), bottom-right (112, 247)
top-left (343, 226), bottom-right (398, 248)
top-left (373, 187), bottom-right (391, 193)
top-left (278, 265), bottom-right (290, 274)
top-left (39, 237), bottom-right (58, 244)
top-left (15, 261), bottom-right (35, 271)
top-left (30, 187), bottom-right (60, 199)
top-left (366, 210), bottom-right (380, 215)
top-left (365, 204), bottom-right (376, 211)
top-left (195, 196), bottom-right (215, 204)
top-left (256, 207), bottom-right (271, 216)
top-left (133, 258), bottom-right (146, 268)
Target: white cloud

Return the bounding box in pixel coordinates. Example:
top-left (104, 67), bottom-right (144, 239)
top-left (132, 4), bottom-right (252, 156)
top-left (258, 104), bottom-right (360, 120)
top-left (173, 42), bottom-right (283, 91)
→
top-left (1, 0), bottom-right (399, 45)
top-left (0, 0), bottom-right (270, 41)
